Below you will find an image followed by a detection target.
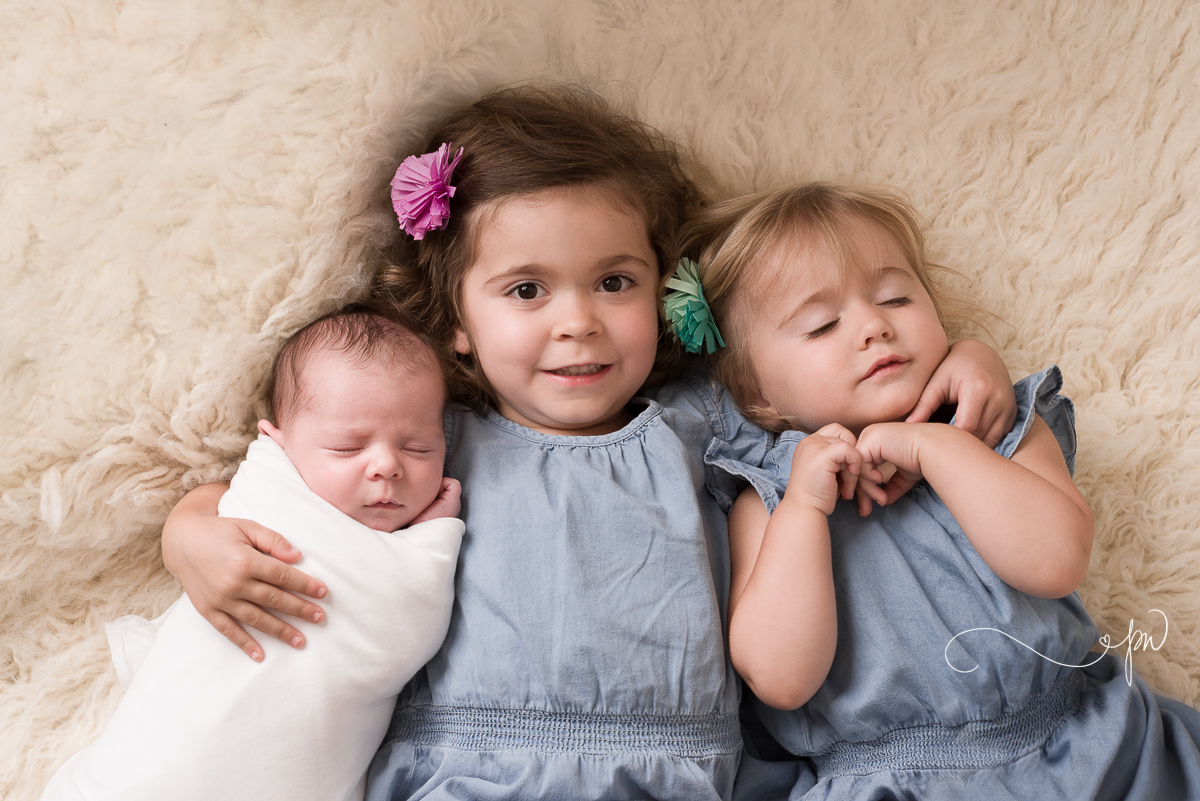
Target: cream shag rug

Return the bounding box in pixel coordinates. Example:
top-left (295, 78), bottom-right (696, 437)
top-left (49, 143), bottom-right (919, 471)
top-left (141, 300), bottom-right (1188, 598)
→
top-left (4, 1), bottom-right (1200, 797)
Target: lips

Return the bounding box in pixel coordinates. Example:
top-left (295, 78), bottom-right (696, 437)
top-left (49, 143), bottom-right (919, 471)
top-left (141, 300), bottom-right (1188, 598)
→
top-left (547, 364), bottom-right (606, 376)
top-left (863, 356), bottom-right (906, 381)
top-left (368, 500), bottom-right (400, 509)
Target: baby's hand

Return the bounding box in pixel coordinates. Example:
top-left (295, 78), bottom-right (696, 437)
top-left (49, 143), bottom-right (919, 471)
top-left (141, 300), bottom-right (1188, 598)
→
top-left (854, 422), bottom-right (927, 511)
top-left (409, 478), bottom-right (462, 524)
top-left (784, 424), bottom-right (883, 516)
top-left (907, 339), bottom-right (1016, 449)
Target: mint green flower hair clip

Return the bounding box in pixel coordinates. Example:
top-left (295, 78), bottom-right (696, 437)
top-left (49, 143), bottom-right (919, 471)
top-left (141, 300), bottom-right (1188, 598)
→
top-left (664, 257), bottom-right (726, 355)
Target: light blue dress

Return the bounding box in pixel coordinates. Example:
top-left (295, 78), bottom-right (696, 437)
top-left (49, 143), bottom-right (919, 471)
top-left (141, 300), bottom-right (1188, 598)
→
top-left (715, 366), bottom-right (1200, 800)
top-left (365, 369), bottom-right (780, 800)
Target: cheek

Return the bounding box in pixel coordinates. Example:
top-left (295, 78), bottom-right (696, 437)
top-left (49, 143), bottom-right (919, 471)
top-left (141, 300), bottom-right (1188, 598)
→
top-left (750, 340), bottom-right (829, 416)
top-left (618, 297), bottom-right (664, 361)
top-left (295, 458), bottom-right (355, 504)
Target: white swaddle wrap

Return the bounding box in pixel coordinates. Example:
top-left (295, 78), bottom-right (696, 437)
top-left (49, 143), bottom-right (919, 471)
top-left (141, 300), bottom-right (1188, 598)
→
top-left (42, 434), bottom-right (464, 801)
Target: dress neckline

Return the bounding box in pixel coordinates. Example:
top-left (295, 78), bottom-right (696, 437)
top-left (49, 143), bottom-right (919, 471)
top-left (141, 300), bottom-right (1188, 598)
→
top-left (479, 398), bottom-right (661, 447)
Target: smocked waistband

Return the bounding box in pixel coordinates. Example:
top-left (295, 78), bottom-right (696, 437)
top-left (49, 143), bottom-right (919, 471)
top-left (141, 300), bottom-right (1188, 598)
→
top-left (386, 705), bottom-right (741, 758)
top-left (813, 668), bottom-right (1087, 776)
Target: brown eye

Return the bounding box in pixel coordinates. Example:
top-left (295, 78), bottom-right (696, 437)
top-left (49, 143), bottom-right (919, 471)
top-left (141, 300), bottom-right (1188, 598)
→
top-left (513, 283), bottom-right (542, 300)
top-left (600, 276), bottom-right (628, 293)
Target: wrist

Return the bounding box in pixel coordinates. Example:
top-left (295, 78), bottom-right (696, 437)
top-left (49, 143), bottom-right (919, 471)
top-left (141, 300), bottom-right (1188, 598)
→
top-left (775, 493), bottom-right (835, 523)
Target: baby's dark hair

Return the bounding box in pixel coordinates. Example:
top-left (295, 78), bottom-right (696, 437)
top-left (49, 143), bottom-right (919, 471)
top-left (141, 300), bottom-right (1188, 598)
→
top-left (372, 84), bottom-right (702, 412)
top-left (267, 303), bottom-right (444, 428)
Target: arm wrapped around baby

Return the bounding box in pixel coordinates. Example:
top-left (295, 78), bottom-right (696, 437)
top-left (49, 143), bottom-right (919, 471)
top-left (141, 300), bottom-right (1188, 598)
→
top-left (42, 434), bottom-right (464, 801)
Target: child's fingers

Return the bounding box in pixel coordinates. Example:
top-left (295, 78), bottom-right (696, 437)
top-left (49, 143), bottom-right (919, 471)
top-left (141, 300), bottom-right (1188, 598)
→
top-left (905, 381), bottom-right (946, 424)
top-left (814, 422), bottom-right (858, 446)
top-left (205, 610), bottom-right (265, 662)
top-left (246, 573), bottom-right (325, 626)
top-left (251, 547), bottom-right (327, 603)
top-left (856, 487), bottom-right (872, 517)
top-left (258, 533), bottom-right (302, 563)
top-left (857, 475), bottom-right (888, 505)
top-left (880, 470), bottom-right (921, 505)
top-left (980, 397), bottom-right (1017, 449)
top-left (440, 477), bottom-right (462, 499)
top-left (231, 593), bottom-right (310, 650)
top-left (242, 521), bottom-right (301, 564)
top-left (948, 377), bottom-right (1017, 448)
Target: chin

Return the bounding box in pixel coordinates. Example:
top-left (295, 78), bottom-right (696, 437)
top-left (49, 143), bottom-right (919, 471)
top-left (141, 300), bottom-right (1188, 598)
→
top-left (357, 515), bottom-right (407, 533)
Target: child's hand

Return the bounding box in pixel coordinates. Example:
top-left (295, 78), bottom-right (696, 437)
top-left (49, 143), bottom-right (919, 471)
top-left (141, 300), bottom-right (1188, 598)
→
top-left (906, 339), bottom-right (1016, 449)
top-left (409, 478), bottom-right (463, 524)
top-left (783, 424), bottom-right (884, 516)
top-left (853, 422), bottom-right (927, 511)
top-left (162, 484), bottom-right (327, 662)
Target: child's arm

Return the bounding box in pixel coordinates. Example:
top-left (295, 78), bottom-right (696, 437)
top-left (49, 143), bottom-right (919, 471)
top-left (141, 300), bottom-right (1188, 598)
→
top-left (728, 425), bottom-right (881, 711)
top-left (162, 484), bottom-right (328, 661)
top-left (856, 416), bottom-right (1094, 598)
top-left (908, 340), bottom-right (1016, 448)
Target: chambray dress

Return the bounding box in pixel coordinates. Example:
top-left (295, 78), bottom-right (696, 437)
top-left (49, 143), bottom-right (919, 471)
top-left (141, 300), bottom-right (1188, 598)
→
top-left (715, 367), bottom-right (1200, 800)
top-left (366, 369), bottom-right (779, 800)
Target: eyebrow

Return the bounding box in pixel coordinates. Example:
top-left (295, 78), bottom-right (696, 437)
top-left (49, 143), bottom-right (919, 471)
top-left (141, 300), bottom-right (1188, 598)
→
top-left (775, 265), bottom-right (917, 330)
top-left (481, 254), bottom-right (654, 287)
top-left (777, 286), bottom-right (838, 330)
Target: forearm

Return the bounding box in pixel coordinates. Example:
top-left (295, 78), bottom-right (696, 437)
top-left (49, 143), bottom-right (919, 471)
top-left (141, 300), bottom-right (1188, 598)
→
top-left (916, 423), bottom-right (1093, 598)
top-left (161, 482), bottom-right (228, 578)
top-left (729, 499), bottom-right (837, 711)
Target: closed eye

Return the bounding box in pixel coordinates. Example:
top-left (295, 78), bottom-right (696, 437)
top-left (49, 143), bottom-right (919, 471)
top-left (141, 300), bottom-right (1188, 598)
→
top-left (805, 320), bottom-right (838, 340)
top-left (880, 296), bottom-right (913, 307)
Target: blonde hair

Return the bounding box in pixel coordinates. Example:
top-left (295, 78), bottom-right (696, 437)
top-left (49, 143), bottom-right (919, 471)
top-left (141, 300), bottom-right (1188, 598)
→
top-left (683, 182), bottom-right (948, 431)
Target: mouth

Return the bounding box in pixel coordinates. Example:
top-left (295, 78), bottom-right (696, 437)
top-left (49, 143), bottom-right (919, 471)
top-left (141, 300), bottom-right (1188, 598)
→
top-left (368, 500), bottom-right (401, 509)
top-left (546, 364), bottom-right (607, 377)
top-left (863, 356), bottom-right (906, 381)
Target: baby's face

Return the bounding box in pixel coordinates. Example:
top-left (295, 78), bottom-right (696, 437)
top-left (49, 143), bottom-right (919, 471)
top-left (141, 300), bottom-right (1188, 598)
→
top-left (264, 351), bottom-right (446, 532)
top-left (739, 217), bottom-right (949, 435)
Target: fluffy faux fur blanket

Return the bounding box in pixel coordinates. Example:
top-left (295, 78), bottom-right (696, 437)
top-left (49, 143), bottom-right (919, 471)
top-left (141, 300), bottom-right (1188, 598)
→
top-left (4, 1), bottom-right (1199, 798)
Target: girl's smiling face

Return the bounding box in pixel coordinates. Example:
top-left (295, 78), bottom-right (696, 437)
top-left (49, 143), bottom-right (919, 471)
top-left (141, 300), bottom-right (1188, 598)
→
top-left (454, 185), bottom-right (661, 436)
top-left (740, 216), bottom-right (949, 435)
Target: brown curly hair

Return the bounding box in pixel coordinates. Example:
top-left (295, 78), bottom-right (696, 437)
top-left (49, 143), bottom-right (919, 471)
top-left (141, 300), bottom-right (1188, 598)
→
top-left (370, 84), bottom-right (702, 412)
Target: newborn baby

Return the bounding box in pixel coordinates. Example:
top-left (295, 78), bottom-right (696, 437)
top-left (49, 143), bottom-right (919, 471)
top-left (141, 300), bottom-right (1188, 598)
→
top-left (43, 307), bottom-right (464, 801)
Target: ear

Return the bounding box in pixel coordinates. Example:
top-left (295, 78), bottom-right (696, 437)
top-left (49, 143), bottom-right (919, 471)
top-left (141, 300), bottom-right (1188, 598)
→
top-left (258, 419), bottom-right (284, 444)
top-left (453, 327), bottom-right (472, 355)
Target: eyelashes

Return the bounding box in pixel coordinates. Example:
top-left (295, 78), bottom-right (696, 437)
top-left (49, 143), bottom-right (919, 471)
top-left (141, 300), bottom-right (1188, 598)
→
top-left (804, 297), bottom-right (912, 339)
top-left (503, 274), bottom-right (637, 302)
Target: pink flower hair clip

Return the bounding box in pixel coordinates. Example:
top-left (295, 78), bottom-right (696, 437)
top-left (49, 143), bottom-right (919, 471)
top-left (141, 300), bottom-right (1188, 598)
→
top-left (390, 143), bottom-right (464, 240)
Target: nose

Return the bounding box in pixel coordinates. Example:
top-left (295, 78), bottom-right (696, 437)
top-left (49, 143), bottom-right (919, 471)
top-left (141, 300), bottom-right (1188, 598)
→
top-left (858, 305), bottom-right (893, 348)
top-left (368, 446), bottom-right (403, 480)
top-left (552, 291), bottom-right (602, 340)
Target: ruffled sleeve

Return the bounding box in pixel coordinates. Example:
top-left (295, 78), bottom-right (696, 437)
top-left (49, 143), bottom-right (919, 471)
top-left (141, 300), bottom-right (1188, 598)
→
top-left (991, 365), bottom-right (1077, 474)
top-left (708, 432), bottom-right (801, 515)
top-left (655, 364), bottom-right (774, 513)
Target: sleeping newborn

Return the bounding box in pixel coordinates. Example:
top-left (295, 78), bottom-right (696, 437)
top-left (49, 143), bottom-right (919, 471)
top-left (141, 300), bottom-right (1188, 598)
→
top-left (42, 306), bottom-right (464, 801)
